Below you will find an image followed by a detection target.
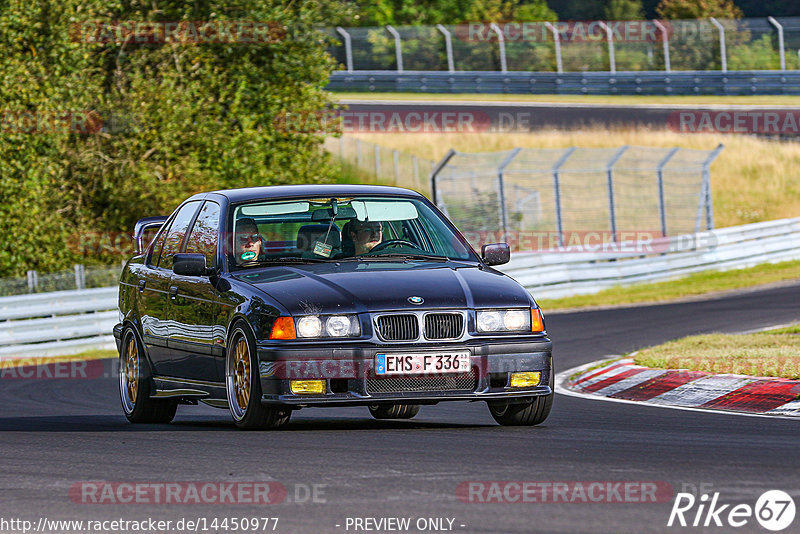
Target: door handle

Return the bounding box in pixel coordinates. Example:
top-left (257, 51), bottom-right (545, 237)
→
top-left (169, 286), bottom-right (178, 299)
top-left (138, 280), bottom-right (146, 292)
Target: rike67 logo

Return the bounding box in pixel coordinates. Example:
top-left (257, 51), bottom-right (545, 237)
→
top-left (668, 490), bottom-right (795, 531)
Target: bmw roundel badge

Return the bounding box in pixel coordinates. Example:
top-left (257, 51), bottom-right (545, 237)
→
top-left (408, 296), bottom-right (424, 305)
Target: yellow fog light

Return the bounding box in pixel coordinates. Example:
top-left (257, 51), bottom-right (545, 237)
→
top-left (290, 379), bottom-right (326, 394)
top-left (510, 372), bottom-right (541, 388)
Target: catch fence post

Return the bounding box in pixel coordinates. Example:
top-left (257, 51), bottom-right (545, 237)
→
top-left (436, 24), bottom-right (455, 72)
top-left (656, 147), bottom-right (680, 237)
top-left (497, 148), bottom-right (522, 243)
top-left (701, 144), bottom-right (724, 230)
top-left (767, 17), bottom-right (786, 71)
top-left (430, 149), bottom-right (457, 206)
top-left (489, 23), bottom-right (507, 72)
top-left (597, 21), bottom-right (616, 73)
top-left (335, 27), bottom-right (353, 72)
top-left (709, 18), bottom-right (727, 72)
top-left (653, 20), bottom-right (671, 72)
top-left (606, 146), bottom-right (629, 241)
top-left (552, 147), bottom-right (576, 248)
top-left (544, 22), bottom-right (563, 73)
top-left (386, 25), bottom-right (404, 72)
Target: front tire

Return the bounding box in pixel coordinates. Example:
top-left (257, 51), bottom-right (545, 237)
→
top-left (226, 324), bottom-right (291, 430)
top-left (368, 404), bottom-right (421, 419)
top-left (487, 371), bottom-right (553, 426)
top-left (119, 327), bottom-right (177, 424)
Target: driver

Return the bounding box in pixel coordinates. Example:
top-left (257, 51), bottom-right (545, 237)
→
top-left (347, 219), bottom-right (383, 255)
top-left (234, 218), bottom-right (264, 264)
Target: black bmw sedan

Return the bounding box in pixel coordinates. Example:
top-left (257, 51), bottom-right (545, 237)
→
top-left (114, 184), bottom-right (553, 429)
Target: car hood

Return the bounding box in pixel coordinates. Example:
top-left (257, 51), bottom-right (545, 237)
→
top-left (233, 261), bottom-right (533, 314)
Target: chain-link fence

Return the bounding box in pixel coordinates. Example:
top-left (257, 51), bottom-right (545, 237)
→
top-left (328, 18), bottom-right (800, 73)
top-left (0, 264), bottom-right (123, 297)
top-left (323, 136), bottom-right (436, 194)
top-left (431, 145), bottom-right (723, 251)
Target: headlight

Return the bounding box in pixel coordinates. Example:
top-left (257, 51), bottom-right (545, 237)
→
top-left (295, 315), bottom-right (360, 338)
top-left (326, 315), bottom-right (353, 337)
top-left (297, 316), bottom-right (322, 338)
top-left (476, 309), bottom-right (532, 333)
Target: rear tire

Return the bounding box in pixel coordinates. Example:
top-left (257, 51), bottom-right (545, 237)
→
top-left (368, 404), bottom-right (421, 420)
top-left (119, 327), bottom-right (177, 424)
top-left (487, 371), bottom-right (553, 426)
top-left (226, 324), bottom-right (291, 430)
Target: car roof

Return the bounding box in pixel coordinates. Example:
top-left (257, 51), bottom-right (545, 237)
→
top-left (194, 184), bottom-right (426, 204)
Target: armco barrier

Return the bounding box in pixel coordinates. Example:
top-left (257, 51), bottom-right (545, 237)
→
top-left (0, 287), bottom-right (118, 359)
top-left (0, 219), bottom-right (797, 358)
top-left (502, 218), bottom-right (800, 300)
top-left (327, 71), bottom-right (800, 95)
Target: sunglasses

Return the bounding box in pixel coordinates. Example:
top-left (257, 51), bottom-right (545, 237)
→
top-left (237, 233), bottom-right (260, 244)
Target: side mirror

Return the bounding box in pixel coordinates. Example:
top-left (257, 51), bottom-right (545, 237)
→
top-left (134, 216), bottom-right (168, 254)
top-left (173, 253), bottom-right (210, 277)
top-left (481, 243), bottom-right (510, 266)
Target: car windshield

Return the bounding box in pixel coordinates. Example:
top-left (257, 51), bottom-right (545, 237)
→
top-left (228, 196), bottom-right (476, 268)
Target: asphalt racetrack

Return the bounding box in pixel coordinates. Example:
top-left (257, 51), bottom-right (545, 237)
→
top-left (1, 282), bottom-right (799, 534)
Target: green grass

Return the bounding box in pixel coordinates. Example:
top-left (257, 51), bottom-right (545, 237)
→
top-left (633, 327), bottom-right (800, 379)
top-left (537, 260), bottom-right (800, 311)
top-left (0, 348), bottom-right (117, 368)
top-left (332, 92), bottom-right (800, 106)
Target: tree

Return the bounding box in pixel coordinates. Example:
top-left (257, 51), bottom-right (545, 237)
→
top-left (604, 0), bottom-right (646, 19)
top-left (0, 0), bottom-right (348, 276)
top-left (656, 0), bottom-right (744, 19)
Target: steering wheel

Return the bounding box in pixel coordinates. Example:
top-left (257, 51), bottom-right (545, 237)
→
top-left (368, 239), bottom-right (422, 253)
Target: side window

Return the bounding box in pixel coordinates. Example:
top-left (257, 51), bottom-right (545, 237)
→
top-left (157, 201), bottom-right (202, 270)
top-left (185, 201), bottom-right (221, 267)
top-left (147, 223), bottom-right (171, 268)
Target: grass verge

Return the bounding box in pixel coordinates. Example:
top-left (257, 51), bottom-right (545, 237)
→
top-left (333, 92), bottom-right (800, 106)
top-left (537, 259), bottom-right (800, 311)
top-left (632, 326), bottom-right (800, 379)
top-left (0, 349), bottom-right (117, 368)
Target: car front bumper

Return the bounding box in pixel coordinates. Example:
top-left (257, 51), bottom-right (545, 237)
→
top-left (256, 338), bottom-right (552, 407)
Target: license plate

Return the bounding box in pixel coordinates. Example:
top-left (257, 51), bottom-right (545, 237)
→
top-left (375, 351), bottom-right (470, 376)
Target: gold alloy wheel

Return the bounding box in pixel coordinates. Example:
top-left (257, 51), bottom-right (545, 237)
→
top-left (125, 337), bottom-right (139, 405)
top-left (233, 337), bottom-right (251, 411)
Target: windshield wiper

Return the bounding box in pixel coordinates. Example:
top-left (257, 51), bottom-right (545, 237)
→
top-left (238, 257), bottom-right (332, 267)
top-left (362, 253), bottom-right (450, 262)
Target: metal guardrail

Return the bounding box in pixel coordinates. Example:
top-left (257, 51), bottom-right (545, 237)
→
top-left (0, 287), bottom-right (118, 359)
top-left (500, 218), bottom-right (800, 300)
top-left (1, 218), bottom-right (797, 357)
top-left (328, 70), bottom-right (800, 95)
